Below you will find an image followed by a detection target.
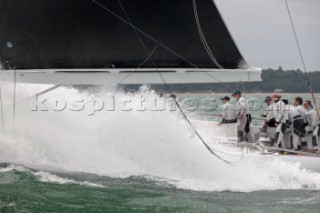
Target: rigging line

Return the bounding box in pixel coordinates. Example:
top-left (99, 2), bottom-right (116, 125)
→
top-left (284, 0), bottom-right (320, 119)
top-left (211, 0), bottom-right (249, 70)
top-left (204, 71), bottom-right (237, 91)
top-left (36, 85), bottom-right (61, 97)
top-left (93, 0), bottom-right (243, 164)
top-left (193, 0), bottom-right (219, 67)
top-left (136, 46), bottom-right (159, 70)
top-left (117, 73), bottom-right (133, 85)
top-left (284, 0), bottom-right (307, 74)
top-left (192, 0), bottom-right (223, 69)
top-left (116, 46), bottom-right (159, 85)
top-left (158, 72), bottom-right (243, 166)
top-left (117, 0), bottom-right (157, 70)
top-left (13, 69), bottom-right (16, 124)
top-left (91, 0), bottom-right (239, 92)
top-left (240, 79), bottom-right (246, 95)
top-left (194, 8), bottom-right (222, 69)
top-left (0, 87), bottom-right (4, 130)
top-left (92, 0), bottom-right (197, 67)
top-left (93, 0), bottom-right (244, 163)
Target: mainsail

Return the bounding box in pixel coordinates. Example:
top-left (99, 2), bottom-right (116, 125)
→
top-left (0, 0), bottom-right (261, 84)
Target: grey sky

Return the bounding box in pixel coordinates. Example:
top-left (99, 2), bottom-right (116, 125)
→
top-left (215, 0), bottom-right (320, 71)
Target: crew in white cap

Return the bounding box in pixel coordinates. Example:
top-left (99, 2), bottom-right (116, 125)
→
top-left (232, 91), bottom-right (252, 143)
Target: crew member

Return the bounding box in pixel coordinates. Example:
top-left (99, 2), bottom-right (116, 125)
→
top-left (272, 93), bottom-right (288, 149)
top-left (260, 96), bottom-right (275, 128)
top-left (303, 100), bottom-right (319, 151)
top-left (294, 96), bottom-right (307, 146)
top-left (282, 99), bottom-right (304, 150)
top-left (219, 96), bottom-right (237, 124)
top-left (232, 91), bottom-right (252, 143)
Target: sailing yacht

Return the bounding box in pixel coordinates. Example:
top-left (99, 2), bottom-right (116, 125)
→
top-left (0, 0), bottom-right (319, 172)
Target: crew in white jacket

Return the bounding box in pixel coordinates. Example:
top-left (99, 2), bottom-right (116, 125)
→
top-left (272, 93), bottom-right (288, 148)
top-left (261, 96), bottom-right (276, 128)
top-left (282, 99), bottom-right (304, 150)
top-left (219, 96), bottom-right (237, 124)
top-left (294, 96), bottom-right (308, 146)
top-left (232, 91), bottom-right (252, 143)
top-left (303, 100), bottom-right (320, 152)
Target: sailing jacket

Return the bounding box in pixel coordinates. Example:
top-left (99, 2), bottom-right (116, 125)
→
top-left (286, 105), bottom-right (301, 123)
top-left (236, 97), bottom-right (250, 117)
top-left (221, 102), bottom-right (236, 121)
top-left (295, 105), bottom-right (307, 123)
top-left (305, 107), bottom-right (319, 130)
top-left (263, 104), bottom-right (275, 122)
top-left (273, 100), bottom-right (288, 123)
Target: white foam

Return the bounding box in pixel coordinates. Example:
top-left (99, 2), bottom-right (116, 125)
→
top-left (35, 171), bottom-right (76, 184)
top-left (0, 201), bottom-right (16, 208)
top-left (0, 164), bottom-right (31, 173)
top-left (0, 163), bottom-right (102, 187)
top-left (172, 159), bottom-right (320, 192)
top-left (34, 171), bottom-right (102, 187)
top-left (0, 83), bottom-right (320, 192)
top-left (0, 167), bottom-right (13, 173)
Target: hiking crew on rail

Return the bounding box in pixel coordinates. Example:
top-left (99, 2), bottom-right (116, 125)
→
top-left (261, 94), bottom-right (320, 153)
top-left (218, 92), bottom-right (320, 153)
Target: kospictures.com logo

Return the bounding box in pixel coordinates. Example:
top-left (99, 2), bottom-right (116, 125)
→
top-left (31, 95), bottom-right (266, 116)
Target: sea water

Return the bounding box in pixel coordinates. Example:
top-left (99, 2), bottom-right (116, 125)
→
top-left (0, 78), bottom-right (320, 212)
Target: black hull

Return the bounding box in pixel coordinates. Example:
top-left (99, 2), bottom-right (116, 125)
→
top-left (0, 0), bottom-right (247, 70)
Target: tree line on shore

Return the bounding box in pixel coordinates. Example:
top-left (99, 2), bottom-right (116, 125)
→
top-left (124, 68), bottom-right (320, 94)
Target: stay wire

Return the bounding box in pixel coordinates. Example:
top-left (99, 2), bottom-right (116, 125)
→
top-left (91, 0), bottom-right (239, 92)
top-left (117, 0), bottom-right (158, 70)
top-left (284, 0), bottom-right (307, 75)
top-left (136, 46), bottom-right (159, 70)
top-left (158, 72), bottom-right (244, 166)
top-left (93, 0), bottom-right (245, 165)
top-left (115, 0), bottom-right (158, 85)
top-left (284, 0), bottom-right (319, 119)
top-left (192, 0), bottom-right (223, 69)
top-left (116, 46), bottom-right (159, 85)
top-left (0, 87), bottom-right (4, 130)
top-left (13, 69), bottom-right (16, 130)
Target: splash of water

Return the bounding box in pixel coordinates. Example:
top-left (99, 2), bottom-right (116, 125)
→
top-left (0, 81), bottom-right (320, 192)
